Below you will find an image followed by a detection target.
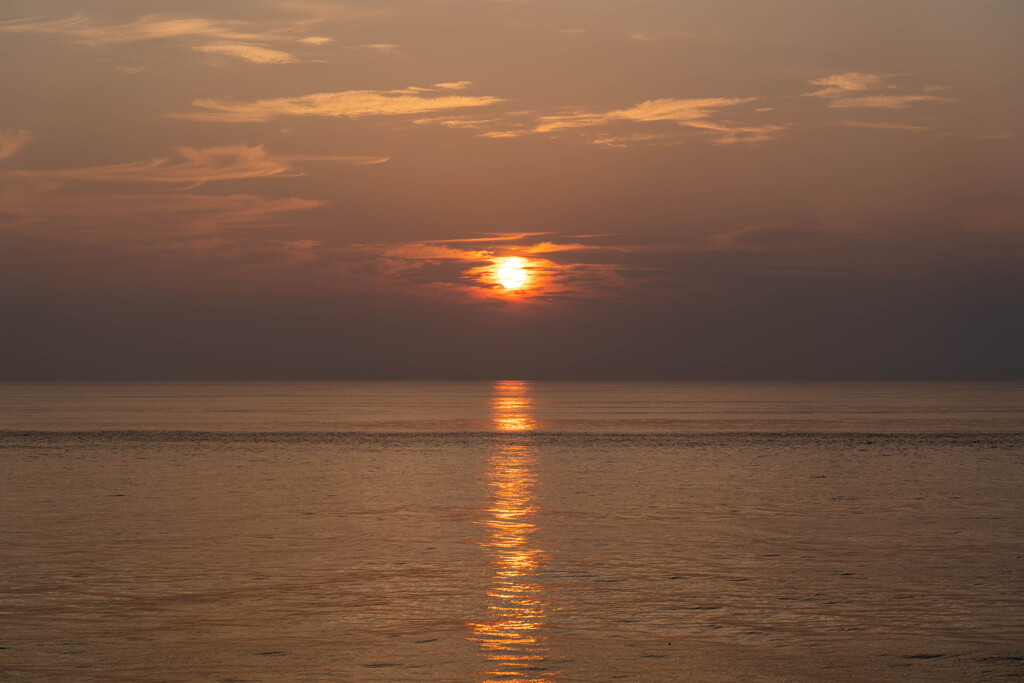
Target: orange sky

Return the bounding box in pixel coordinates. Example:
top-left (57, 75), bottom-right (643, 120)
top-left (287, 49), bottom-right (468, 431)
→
top-left (1, 0), bottom-right (1021, 378)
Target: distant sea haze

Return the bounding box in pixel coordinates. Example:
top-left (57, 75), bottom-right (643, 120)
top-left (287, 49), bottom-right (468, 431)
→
top-left (1, 381), bottom-right (1022, 680)
top-left (1, 380), bottom-right (1022, 432)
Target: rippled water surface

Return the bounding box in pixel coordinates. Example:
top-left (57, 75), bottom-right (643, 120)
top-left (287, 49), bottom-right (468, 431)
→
top-left (2, 381), bottom-right (1023, 681)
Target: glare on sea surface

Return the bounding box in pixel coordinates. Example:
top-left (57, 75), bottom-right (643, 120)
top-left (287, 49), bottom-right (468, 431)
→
top-left (470, 382), bottom-right (555, 682)
top-left (491, 381), bottom-right (537, 431)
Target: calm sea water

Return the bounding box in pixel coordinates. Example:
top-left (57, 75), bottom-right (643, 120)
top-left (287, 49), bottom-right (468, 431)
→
top-left (1, 382), bottom-right (1023, 681)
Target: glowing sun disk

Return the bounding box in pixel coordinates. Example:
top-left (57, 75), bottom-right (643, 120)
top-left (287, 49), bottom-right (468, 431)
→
top-left (496, 257), bottom-right (529, 289)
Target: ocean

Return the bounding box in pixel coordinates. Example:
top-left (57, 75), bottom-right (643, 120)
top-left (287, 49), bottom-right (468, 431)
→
top-left (1, 381), bottom-right (1022, 681)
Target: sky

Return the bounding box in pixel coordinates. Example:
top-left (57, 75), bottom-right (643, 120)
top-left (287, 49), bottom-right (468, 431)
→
top-left (1, 0), bottom-right (1022, 379)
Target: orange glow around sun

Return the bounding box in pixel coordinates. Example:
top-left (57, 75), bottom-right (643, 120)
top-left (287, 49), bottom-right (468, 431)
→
top-left (470, 254), bottom-right (551, 299)
top-left (496, 257), bottom-right (529, 290)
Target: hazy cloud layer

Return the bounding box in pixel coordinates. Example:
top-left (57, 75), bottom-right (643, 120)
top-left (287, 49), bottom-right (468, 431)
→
top-left (0, 129), bottom-right (32, 160)
top-left (2, 190), bottom-right (326, 239)
top-left (0, 0), bottom-right (1020, 378)
top-left (8, 145), bottom-right (387, 187)
top-left (0, 145), bottom-right (371, 241)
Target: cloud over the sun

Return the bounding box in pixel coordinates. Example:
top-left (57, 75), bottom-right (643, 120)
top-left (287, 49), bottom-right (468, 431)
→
top-left (351, 234), bottom-right (643, 301)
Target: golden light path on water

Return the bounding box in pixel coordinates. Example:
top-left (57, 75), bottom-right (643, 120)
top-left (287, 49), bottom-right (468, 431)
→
top-left (468, 381), bottom-right (557, 682)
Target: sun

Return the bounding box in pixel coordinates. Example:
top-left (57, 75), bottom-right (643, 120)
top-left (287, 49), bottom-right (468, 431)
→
top-left (496, 257), bottom-right (529, 289)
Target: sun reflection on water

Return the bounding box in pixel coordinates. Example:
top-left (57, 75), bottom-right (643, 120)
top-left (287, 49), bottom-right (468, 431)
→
top-left (469, 381), bottom-right (557, 682)
top-left (491, 380), bottom-right (537, 432)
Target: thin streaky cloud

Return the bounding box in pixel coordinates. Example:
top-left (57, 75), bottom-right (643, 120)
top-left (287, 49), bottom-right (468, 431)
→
top-left (534, 97), bottom-right (758, 133)
top-left (434, 81), bottom-right (473, 90)
top-left (0, 129), bottom-right (33, 161)
top-left (626, 30), bottom-right (707, 43)
top-left (174, 88), bottom-right (505, 123)
top-left (589, 133), bottom-right (680, 148)
top-left (827, 94), bottom-right (956, 109)
top-left (342, 43), bottom-right (400, 53)
top-left (684, 120), bottom-right (788, 144)
top-left (530, 97), bottom-right (781, 144)
top-left (195, 43), bottom-right (299, 64)
top-left (2, 191), bottom-right (326, 237)
top-left (265, 1), bottom-right (393, 21)
top-left (805, 72), bottom-right (893, 98)
top-left (413, 232), bottom-right (551, 244)
top-left (12, 145), bottom-right (385, 187)
top-left (479, 131), bottom-right (523, 139)
top-left (834, 120), bottom-right (942, 132)
top-left (285, 154), bottom-right (391, 165)
top-left (971, 132), bottom-right (1019, 140)
top-left (616, 97), bottom-right (759, 124)
top-left (520, 241), bottom-right (626, 254)
top-left (0, 13), bottom-right (267, 45)
top-left (163, 237), bottom-right (328, 266)
top-left (0, 13), bottom-right (331, 60)
top-left (804, 72), bottom-right (955, 110)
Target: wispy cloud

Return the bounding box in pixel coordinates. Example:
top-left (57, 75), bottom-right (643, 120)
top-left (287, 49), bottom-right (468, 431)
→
top-left (174, 85), bottom-right (505, 123)
top-left (0, 13), bottom-right (268, 45)
top-left (535, 97), bottom-right (757, 132)
top-left (0, 144), bottom-right (386, 243)
top-left (833, 120), bottom-right (942, 132)
top-left (410, 95), bottom-right (780, 145)
top-left (0, 129), bottom-right (32, 161)
top-left (0, 13), bottom-right (330, 65)
top-left (162, 237), bottom-right (328, 266)
top-left (195, 43), bottom-right (299, 64)
top-left (433, 81), bottom-right (474, 91)
top-left (11, 145), bottom-right (386, 187)
top-left (805, 72), bottom-right (955, 109)
top-left (626, 30), bottom-right (713, 43)
top-left (1, 189), bottom-right (326, 238)
top-left (827, 94), bottom-right (955, 109)
top-left (682, 120), bottom-right (787, 144)
top-left (804, 72), bottom-right (893, 98)
top-left (343, 43), bottom-right (400, 53)
top-left (588, 133), bottom-right (680, 148)
top-left (530, 97), bottom-right (782, 144)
